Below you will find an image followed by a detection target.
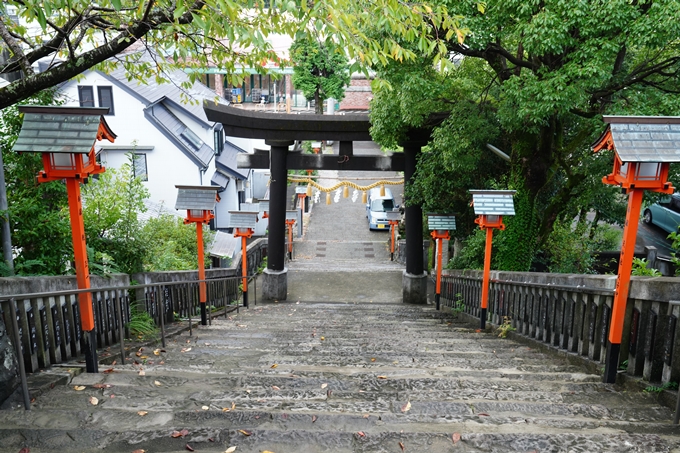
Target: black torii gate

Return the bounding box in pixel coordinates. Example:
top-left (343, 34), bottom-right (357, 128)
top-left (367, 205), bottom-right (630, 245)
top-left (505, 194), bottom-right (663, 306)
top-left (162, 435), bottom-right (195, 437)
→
top-left (204, 103), bottom-right (430, 304)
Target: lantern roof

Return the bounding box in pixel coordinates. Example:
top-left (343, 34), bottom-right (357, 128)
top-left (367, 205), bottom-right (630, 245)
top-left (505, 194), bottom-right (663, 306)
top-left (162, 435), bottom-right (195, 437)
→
top-left (228, 211), bottom-right (258, 229)
top-left (595, 116), bottom-right (680, 163)
top-left (286, 210), bottom-right (298, 221)
top-left (427, 214), bottom-right (456, 231)
top-left (469, 190), bottom-right (516, 216)
top-left (174, 185), bottom-right (219, 210)
top-left (385, 209), bottom-right (401, 222)
top-left (14, 106), bottom-right (115, 154)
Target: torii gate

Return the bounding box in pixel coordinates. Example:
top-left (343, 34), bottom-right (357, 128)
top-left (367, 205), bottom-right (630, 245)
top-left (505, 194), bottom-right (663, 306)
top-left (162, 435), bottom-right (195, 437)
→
top-left (204, 103), bottom-right (431, 304)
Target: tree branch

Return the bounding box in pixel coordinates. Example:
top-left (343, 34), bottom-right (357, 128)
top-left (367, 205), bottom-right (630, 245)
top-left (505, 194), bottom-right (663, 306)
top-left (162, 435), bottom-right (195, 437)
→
top-left (0, 17), bottom-right (34, 76)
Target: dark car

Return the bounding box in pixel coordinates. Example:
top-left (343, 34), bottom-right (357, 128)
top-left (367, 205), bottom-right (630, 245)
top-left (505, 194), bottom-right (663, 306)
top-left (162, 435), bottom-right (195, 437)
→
top-left (643, 194), bottom-right (680, 234)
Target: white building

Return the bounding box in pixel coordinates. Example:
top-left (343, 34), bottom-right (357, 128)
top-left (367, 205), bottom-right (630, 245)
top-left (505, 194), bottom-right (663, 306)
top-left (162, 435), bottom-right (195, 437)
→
top-left (59, 61), bottom-right (268, 238)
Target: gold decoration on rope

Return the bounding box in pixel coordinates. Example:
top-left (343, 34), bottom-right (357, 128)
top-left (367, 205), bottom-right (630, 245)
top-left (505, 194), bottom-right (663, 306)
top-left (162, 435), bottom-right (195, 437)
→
top-left (288, 177), bottom-right (404, 205)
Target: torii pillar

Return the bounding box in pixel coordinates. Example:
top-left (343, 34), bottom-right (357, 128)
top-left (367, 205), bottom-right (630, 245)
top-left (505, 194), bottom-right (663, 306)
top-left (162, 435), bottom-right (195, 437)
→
top-left (402, 138), bottom-right (428, 304)
top-left (262, 140), bottom-right (293, 300)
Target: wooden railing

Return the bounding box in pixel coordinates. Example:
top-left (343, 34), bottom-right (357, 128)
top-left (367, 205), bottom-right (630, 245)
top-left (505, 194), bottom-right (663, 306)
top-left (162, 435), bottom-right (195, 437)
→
top-left (440, 270), bottom-right (680, 387)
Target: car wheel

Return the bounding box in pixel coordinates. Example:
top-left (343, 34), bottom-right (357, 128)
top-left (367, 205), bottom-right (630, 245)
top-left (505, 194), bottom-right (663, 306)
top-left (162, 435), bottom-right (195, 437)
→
top-left (643, 209), bottom-right (653, 224)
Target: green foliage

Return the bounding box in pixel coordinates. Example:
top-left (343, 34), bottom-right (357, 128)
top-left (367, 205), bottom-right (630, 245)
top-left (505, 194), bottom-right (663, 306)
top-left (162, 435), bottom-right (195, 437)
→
top-left (631, 258), bottom-right (661, 277)
top-left (451, 293), bottom-right (465, 316)
top-left (644, 382), bottom-right (679, 394)
top-left (81, 155), bottom-right (150, 275)
top-left (447, 228), bottom-right (486, 270)
top-left (127, 304), bottom-right (158, 341)
top-left (142, 215), bottom-right (214, 272)
top-left (290, 37), bottom-right (350, 114)
top-left (0, 88), bottom-right (72, 275)
top-left (496, 316), bottom-right (515, 338)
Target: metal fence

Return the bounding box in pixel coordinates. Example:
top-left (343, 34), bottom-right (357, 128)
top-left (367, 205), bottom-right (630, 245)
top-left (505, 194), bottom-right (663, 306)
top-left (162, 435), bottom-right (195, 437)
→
top-left (440, 271), bottom-right (680, 387)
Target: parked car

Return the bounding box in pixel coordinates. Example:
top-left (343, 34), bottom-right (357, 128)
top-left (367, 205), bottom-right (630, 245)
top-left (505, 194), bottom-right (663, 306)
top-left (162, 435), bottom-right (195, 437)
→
top-left (366, 187), bottom-right (397, 230)
top-left (643, 193), bottom-right (680, 234)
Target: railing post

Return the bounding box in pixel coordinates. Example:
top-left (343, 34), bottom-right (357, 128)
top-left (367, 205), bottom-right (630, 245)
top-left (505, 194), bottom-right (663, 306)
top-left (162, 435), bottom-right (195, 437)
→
top-left (9, 298), bottom-right (31, 410)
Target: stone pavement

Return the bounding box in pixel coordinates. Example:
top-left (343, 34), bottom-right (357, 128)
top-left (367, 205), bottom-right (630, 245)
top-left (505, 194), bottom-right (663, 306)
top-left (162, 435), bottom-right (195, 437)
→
top-left (2, 142), bottom-right (680, 452)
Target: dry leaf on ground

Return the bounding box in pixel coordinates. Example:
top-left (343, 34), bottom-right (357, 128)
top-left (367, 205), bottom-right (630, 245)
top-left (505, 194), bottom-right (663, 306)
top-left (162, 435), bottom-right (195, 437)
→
top-left (357, 432), bottom-right (366, 437)
top-left (154, 380), bottom-right (162, 386)
top-left (271, 364), bottom-right (278, 368)
top-left (224, 447), bottom-right (236, 453)
top-left (138, 370), bottom-right (145, 376)
top-left (185, 444), bottom-right (194, 452)
top-left (399, 441), bottom-right (405, 451)
top-left (89, 396), bottom-right (99, 406)
top-left (452, 433), bottom-right (461, 444)
top-left (320, 383), bottom-right (327, 389)
top-left (74, 385), bottom-right (86, 391)
top-left (401, 401), bottom-right (411, 413)
top-left (238, 429), bottom-right (252, 436)
top-left (371, 358), bottom-right (376, 362)
top-left (92, 383), bottom-right (112, 389)
top-left (377, 376), bottom-right (388, 379)
top-left (312, 415), bottom-right (317, 423)
top-left (271, 385), bottom-right (280, 391)
top-left (137, 411), bottom-right (148, 416)
top-left (131, 450), bottom-right (145, 453)
top-left (202, 406), bottom-right (209, 410)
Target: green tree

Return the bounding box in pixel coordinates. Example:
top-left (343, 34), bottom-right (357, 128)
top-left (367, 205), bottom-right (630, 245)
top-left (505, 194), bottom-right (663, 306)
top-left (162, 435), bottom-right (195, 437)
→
top-left (290, 37), bottom-right (350, 114)
top-left (81, 156), bottom-right (150, 274)
top-left (0, 0), bottom-right (463, 110)
top-left (0, 88), bottom-right (71, 276)
top-left (370, 0), bottom-right (680, 271)
top-left (143, 214), bottom-right (213, 272)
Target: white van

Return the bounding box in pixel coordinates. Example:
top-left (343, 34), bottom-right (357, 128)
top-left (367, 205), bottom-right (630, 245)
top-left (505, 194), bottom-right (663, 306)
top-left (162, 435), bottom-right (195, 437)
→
top-left (366, 187), bottom-right (397, 230)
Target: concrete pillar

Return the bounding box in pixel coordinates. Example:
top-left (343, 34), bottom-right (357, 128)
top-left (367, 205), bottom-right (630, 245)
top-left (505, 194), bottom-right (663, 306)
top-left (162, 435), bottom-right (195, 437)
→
top-left (263, 140), bottom-right (293, 300)
top-left (402, 140), bottom-right (428, 304)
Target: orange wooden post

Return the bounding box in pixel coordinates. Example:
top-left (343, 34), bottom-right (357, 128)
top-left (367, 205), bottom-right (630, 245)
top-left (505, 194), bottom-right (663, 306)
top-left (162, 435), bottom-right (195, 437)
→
top-left (241, 235), bottom-right (248, 294)
top-left (480, 226), bottom-right (494, 329)
top-left (286, 219), bottom-right (296, 258)
top-left (604, 189), bottom-right (644, 382)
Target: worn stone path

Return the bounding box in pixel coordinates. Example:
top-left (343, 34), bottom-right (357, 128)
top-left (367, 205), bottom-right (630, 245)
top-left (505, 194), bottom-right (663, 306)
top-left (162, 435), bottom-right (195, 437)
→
top-left (2, 142), bottom-right (680, 452)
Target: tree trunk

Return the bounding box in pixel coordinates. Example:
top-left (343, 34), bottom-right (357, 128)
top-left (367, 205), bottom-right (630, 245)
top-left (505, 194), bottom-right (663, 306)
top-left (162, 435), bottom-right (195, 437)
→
top-left (314, 90), bottom-right (323, 114)
top-left (0, 317), bottom-right (18, 406)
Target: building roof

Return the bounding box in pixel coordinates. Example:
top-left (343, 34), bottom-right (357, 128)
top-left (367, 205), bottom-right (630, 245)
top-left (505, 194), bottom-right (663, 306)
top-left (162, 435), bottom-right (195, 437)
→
top-left (210, 170), bottom-right (230, 190)
top-left (14, 106), bottom-right (115, 154)
top-left (470, 190), bottom-right (516, 216)
top-left (215, 140), bottom-right (249, 180)
top-left (427, 214), bottom-right (456, 231)
top-left (175, 185), bottom-right (219, 210)
top-left (601, 116), bottom-right (680, 163)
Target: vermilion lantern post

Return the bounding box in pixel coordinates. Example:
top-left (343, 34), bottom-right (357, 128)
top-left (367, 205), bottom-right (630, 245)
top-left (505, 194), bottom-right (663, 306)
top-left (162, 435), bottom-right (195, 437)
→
top-left (427, 214), bottom-right (456, 311)
top-left (13, 106), bottom-right (116, 373)
top-left (592, 116), bottom-right (678, 384)
top-left (175, 186), bottom-right (219, 326)
top-left (229, 211), bottom-right (259, 308)
top-left (470, 190), bottom-right (516, 330)
top-left (386, 209), bottom-right (401, 261)
top-left (285, 210), bottom-right (297, 259)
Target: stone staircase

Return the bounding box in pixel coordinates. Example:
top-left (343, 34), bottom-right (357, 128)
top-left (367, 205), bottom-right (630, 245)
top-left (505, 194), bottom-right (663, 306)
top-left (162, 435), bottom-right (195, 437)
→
top-left (2, 300), bottom-right (680, 452)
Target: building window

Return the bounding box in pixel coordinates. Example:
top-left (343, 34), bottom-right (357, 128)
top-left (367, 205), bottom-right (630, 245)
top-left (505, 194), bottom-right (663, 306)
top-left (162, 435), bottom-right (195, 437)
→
top-left (180, 127), bottom-right (203, 150)
top-left (213, 128), bottom-right (224, 156)
top-left (78, 86), bottom-right (94, 107)
top-left (97, 86), bottom-right (115, 115)
top-left (132, 153), bottom-right (148, 181)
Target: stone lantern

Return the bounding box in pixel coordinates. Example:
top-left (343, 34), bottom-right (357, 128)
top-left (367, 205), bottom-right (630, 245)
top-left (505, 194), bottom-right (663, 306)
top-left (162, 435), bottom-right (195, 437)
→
top-left (175, 186), bottom-right (219, 325)
top-left (593, 116), bottom-right (680, 383)
top-left (427, 214), bottom-right (456, 311)
top-left (470, 190), bottom-right (516, 330)
top-left (13, 106), bottom-right (116, 373)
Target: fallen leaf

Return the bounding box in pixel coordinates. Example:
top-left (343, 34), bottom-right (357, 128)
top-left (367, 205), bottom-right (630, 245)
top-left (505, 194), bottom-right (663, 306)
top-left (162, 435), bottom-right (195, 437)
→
top-left (154, 349), bottom-right (161, 356)
top-left (262, 451), bottom-right (275, 453)
top-left (399, 441), bottom-right (405, 451)
top-left (138, 370), bottom-right (146, 376)
top-left (202, 405), bottom-right (209, 410)
top-left (171, 431), bottom-right (182, 438)
top-left (225, 447), bottom-right (237, 453)
top-left (231, 402), bottom-right (236, 410)
top-left (371, 358), bottom-right (376, 362)
top-left (271, 364), bottom-right (278, 368)
top-left (102, 368), bottom-right (115, 373)
top-left (271, 385), bottom-right (280, 391)
top-left (181, 347), bottom-right (192, 353)
top-left (452, 433), bottom-right (461, 444)
top-left (363, 414), bottom-right (369, 419)
top-left (185, 444), bottom-right (194, 452)
top-left (131, 450), bottom-right (145, 453)
top-left (18, 448), bottom-right (30, 453)
top-left (74, 385), bottom-right (86, 391)
top-left (89, 396), bottom-right (99, 406)
top-left (478, 413), bottom-right (490, 416)
top-left (110, 394), bottom-right (115, 398)
top-left (377, 376), bottom-right (388, 379)
top-left (312, 415), bottom-right (317, 423)
top-left (321, 383), bottom-right (328, 389)
top-left (209, 438), bottom-right (214, 442)
top-left (154, 380), bottom-right (162, 387)
top-left (140, 356), bottom-right (149, 359)
top-left (401, 401), bottom-right (411, 413)
top-left (357, 431), bottom-right (366, 438)
top-left (92, 383), bottom-right (112, 389)
top-left (138, 411), bottom-right (148, 416)
top-left (320, 336), bottom-right (325, 341)
top-left (238, 429), bottom-right (252, 436)
top-left (222, 407), bottom-right (230, 412)
top-left (475, 329), bottom-right (482, 333)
